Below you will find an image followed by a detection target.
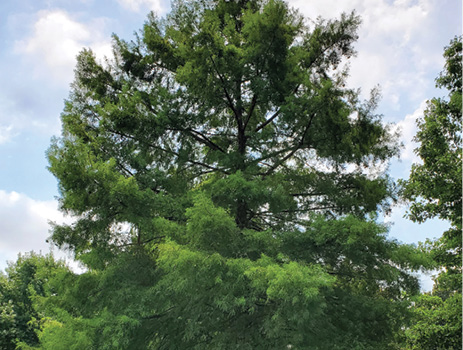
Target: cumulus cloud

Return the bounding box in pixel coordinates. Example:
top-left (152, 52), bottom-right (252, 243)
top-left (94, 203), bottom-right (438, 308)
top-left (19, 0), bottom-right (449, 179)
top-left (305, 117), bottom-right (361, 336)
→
top-left (0, 190), bottom-right (75, 271)
top-left (14, 9), bottom-right (113, 87)
top-left (288, 0), bottom-right (454, 113)
top-left (4, 9), bottom-right (113, 141)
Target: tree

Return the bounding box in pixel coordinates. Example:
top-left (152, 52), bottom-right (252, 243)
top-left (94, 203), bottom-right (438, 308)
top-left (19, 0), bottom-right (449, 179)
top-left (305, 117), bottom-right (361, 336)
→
top-left (400, 36), bottom-right (462, 349)
top-left (44, 0), bottom-right (425, 348)
top-left (0, 253), bottom-right (69, 350)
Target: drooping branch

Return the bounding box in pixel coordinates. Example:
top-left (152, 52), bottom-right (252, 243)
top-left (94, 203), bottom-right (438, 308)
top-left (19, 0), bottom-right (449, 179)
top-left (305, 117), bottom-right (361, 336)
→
top-left (116, 236), bottom-right (165, 248)
top-left (142, 306), bottom-right (174, 320)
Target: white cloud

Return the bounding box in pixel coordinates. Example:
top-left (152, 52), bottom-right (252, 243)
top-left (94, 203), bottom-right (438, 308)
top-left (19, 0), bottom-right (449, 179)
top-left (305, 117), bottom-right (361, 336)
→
top-left (0, 94), bottom-right (25, 144)
top-left (14, 9), bottom-right (113, 87)
top-left (346, 0), bottom-right (435, 108)
top-left (288, 0), bottom-right (456, 113)
top-left (0, 190), bottom-right (75, 271)
top-left (117, 0), bottom-right (163, 13)
top-left (0, 89), bottom-right (62, 143)
top-left (393, 100), bottom-right (427, 163)
top-left (0, 125), bottom-right (15, 145)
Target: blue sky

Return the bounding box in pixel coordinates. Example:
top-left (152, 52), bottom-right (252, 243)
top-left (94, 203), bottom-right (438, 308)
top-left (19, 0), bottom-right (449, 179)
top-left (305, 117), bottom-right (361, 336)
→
top-left (0, 0), bottom-right (461, 289)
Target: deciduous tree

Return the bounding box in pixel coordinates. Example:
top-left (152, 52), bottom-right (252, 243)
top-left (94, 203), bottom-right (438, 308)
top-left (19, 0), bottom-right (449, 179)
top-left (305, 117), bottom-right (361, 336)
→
top-left (401, 36), bottom-right (462, 350)
top-left (43, 1), bottom-right (426, 348)
top-left (0, 253), bottom-right (68, 350)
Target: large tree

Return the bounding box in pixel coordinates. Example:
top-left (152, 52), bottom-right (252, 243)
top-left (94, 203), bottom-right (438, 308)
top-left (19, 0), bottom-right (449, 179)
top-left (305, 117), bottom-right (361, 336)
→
top-left (42, 0), bottom-right (425, 348)
top-left (401, 36), bottom-right (462, 350)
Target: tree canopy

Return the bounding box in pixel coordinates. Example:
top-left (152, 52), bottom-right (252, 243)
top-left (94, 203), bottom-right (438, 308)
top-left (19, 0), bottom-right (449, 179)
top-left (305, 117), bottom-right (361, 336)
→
top-left (9, 0), bottom-right (433, 349)
top-left (401, 36), bottom-right (462, 350)
top-left (401, 36), bottom-right (462, 294)
top-left (0, 253), bottom-right (69, 350)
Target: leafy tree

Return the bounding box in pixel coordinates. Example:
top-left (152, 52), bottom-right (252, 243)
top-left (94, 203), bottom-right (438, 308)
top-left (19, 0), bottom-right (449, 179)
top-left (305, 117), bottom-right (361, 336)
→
top-left (400, 36), bottom-right (462, 349)
top-left (403, 293), bottom-right (461, 350)
top-left (0, 297), bottom-right (17, 350)
top-left (43, 0), bottom-right (426, 348)
top-left (0, 252), bottom-right (69, 350)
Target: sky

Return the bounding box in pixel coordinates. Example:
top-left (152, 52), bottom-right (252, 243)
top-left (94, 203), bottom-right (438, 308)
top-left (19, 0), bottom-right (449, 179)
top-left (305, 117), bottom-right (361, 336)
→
top-left (0, 0), bottom-right (461, 290)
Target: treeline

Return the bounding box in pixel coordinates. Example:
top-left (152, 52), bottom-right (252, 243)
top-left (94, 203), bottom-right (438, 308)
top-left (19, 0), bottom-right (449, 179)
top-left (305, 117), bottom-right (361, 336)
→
top-left (0, 1), bottom-right (461, 348)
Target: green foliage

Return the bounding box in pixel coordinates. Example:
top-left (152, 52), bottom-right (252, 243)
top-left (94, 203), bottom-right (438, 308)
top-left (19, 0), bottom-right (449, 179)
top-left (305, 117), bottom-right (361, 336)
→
top-left (185, 193), bottom-right (240, 256)
top-left (34, 0), bottom-right (429, 348)
top-left (400, 36), bottom-right (462, 284)
top-left (0, 299), bottom-right (17, 350)
top-left (18, 309), bottom-right (141, 350)
top-left (0, 253), bottom-right (69, 349)
top-left (400, 36), bottom-right (462, 349)
top-left (403, 293), bottom-right (462, 350)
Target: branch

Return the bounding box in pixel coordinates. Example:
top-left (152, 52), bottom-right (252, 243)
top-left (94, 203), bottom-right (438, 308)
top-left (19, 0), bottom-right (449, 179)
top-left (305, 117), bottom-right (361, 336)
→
top-left (253, 85), bottom-right (299, 133)
top-left (289, 192), bottom-right (326, 197)
top-left (106, 128), bottom-right (230, 174)
top-left (255, 205), bottom-right (337, 216)
top-left (244, 94), bottom-right (258, 129)
top-left (142, 306), bottom-right (174, 320)
top-left (209, 55), bottom-right (242, 127)
top-left (167, 126), bottom-right (226, 153)
top-left (116, 236), bottom-right (165, 248)
top-left (262, 112), bottom-right (315, 176)
top-left (185, 128), bottom-right (226, 153)
top-left (290, 186), bottom-right (357, 197)
top-left (254, 108), bottom-right (281, 133)
top-left (250, 145), bottom-right (296, 165)
top-left (85, 125), bottom-right (136, 178)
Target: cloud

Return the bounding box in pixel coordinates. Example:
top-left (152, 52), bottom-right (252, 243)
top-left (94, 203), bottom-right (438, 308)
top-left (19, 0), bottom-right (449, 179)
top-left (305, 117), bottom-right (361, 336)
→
top-left (0, 190), bottom-right (75, 271)
top-left (14, 9), bottom-right (113, 87)
top-left (0, 125), bottom-right (15, 145)
top-left (3, 9), bottom-right (113, 141)
top-left (393, 100), bottom-right (428, 163)
top-left (117, 0), bottom-right (163, 13)
top-left (0, 89), bottom-right (55, 145)
top-left (0, 93), bottom-right (27, 145)
top-left (288, 0), bottom-right (458, 113)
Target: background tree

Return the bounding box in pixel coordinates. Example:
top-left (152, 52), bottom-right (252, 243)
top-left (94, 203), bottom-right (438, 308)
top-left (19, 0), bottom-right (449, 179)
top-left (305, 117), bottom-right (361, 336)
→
top-left (42, 0), bottom-right (427, 348)
top-left (0, 253), bottom-right (68, 350)
top-left (401, 36), bottom-right (462, 350)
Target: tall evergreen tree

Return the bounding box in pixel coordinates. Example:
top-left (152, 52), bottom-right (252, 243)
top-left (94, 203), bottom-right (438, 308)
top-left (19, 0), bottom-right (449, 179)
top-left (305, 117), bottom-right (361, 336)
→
top-left (42, 1), bottom-right (426, 348)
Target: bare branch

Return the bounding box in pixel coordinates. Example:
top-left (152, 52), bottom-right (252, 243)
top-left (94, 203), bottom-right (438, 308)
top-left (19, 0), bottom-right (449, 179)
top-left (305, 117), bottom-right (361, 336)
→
top-left (254, 108), bottom-right (281, 133)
